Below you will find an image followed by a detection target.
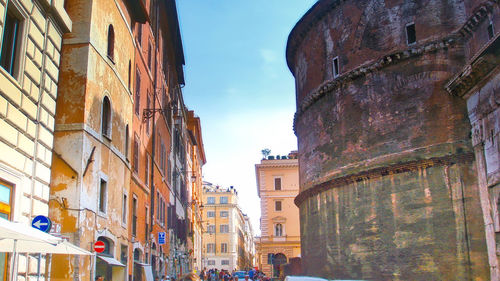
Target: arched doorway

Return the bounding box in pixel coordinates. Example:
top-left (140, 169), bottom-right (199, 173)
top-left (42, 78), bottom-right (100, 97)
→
top-left (272, 253), bottom-right (287, 277)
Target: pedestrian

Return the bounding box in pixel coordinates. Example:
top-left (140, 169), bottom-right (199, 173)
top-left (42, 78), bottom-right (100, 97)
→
top-left (95, 276), bottom-right (104, 281)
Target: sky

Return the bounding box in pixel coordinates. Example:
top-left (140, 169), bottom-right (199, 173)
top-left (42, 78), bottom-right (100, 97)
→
top-left (176, 1), bottom-right (317, 235)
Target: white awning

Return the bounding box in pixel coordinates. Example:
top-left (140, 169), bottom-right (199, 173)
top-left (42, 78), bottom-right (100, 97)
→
top-left (98, 255), bottom-right (125, 267)
top-left (0, 218), bottom-right (93, 255)
top-left (134, 262), bottom-right (154, 281)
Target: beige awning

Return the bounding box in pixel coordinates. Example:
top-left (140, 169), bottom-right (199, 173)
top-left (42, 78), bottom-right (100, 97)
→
top-left (98, 255), bottom-right (125, 267)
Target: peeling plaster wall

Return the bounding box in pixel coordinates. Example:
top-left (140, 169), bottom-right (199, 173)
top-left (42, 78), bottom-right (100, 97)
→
top-left (49, 0), bottom-right (134, 280)
top-left (287, 0), bottom-right (491, 279)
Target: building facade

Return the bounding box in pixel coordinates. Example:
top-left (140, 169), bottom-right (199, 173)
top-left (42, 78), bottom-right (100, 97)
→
top-left (202, 183), bottom-right (254, 271)
top-left (287, 0), bottom-right (498, 280)
top-left (0, 0), bottom-right (71, 280)
top-left (255, 152), bottom-right (300, 277)
top-left (48, 0), bottom-right (147, 280)
top-left (187, 110), bottom-right (206, 273)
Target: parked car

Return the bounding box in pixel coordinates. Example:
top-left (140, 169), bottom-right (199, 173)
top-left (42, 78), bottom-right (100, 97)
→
top-left (233, 271), bottom-right (247, 281)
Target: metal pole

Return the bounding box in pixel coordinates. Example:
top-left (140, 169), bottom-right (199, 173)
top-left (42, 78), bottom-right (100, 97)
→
top-left (11, 239), bottom-right (18, 281)
top-left (37, 253), bottom-right (42, 281)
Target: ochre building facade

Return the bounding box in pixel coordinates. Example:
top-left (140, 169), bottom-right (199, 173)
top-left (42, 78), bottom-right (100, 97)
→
top-left (255, 152), bottom-right (300, 277)
top-left (287, 0), bottom-right (499, 280)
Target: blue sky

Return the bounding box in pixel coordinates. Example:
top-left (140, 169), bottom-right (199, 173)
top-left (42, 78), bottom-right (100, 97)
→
top-left (177, 1), bottom-right (317, 234)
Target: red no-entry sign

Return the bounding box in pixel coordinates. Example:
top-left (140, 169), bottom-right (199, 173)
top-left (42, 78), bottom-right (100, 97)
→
top-left (94, 241), bottom-right (105, 253)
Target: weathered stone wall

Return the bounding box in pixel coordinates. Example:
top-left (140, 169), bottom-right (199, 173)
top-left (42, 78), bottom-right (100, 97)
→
top-left (287, 0), bottom-right (491, 279)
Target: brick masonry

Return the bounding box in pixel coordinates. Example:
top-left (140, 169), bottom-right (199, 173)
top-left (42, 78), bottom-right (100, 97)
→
top-left (286, 0), bottom-right (497, 279)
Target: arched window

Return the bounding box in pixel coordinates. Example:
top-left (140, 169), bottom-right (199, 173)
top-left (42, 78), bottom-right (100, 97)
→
top-left (275, 223), bottom-right (283, 237)
top-left (102, 96), bottom-right (111, 138)
top-left (97, 237), bottom-right (112, 256)
top-left (125, 124), bottom-right (129, 160)
top-left (107, 25), bottom-right (114, 60)
top-left (133, 248), bottom-right (141, 262)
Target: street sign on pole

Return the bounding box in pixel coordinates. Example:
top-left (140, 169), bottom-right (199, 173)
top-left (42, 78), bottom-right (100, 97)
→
top-left (31, 215), bottom-right (51, 233)
top-left (94, 241), bottom-right (105, 253)
top-left (158, 232), bottom-right (166, 245)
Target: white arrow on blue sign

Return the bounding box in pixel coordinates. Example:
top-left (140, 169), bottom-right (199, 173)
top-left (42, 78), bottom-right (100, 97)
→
top-left (158, 232), bottom-right (166, 245)
top-left (32, 215), bottom-right (52, 233)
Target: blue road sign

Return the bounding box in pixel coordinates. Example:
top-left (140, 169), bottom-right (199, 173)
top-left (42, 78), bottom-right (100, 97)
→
top-left (158, 232), bottom-right (166, 245)
top-left (32, 215), bottom-right (52, 233)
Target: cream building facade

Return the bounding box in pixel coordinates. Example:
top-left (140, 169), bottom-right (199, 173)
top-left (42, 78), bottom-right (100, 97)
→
top-left (202, 182), bottom-right (254, 271)
top-left (0, 0), bottom-right (70, 280)
top-left (255, 151), bottom-right (300, 277)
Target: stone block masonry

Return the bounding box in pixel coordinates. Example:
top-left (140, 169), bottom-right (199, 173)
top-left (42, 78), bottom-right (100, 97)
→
top-left (0, 0), bottom-right (70, 279)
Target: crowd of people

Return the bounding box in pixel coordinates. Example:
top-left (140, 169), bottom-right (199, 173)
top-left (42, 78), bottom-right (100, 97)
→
top-left (197, 268), bottom-right (268, 281)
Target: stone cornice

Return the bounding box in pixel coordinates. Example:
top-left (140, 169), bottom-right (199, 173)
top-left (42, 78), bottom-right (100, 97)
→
top-left (294, 152), bottom-right (474, 207)
top-left (290, 0), bottom-right (499, 134)
top-left (458, 0), bottom-right (498, 38)
top-left (293, 34), bottom-right (460, 134)
top-left (446, 34), bottom-right (500, 98)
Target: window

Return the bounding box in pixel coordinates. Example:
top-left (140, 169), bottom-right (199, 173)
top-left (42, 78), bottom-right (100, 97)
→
top-left (145, 205), bottom-right (149, 240)
top-left (148, 41), bottom-right (153, 70)
top-left (220, 224), bottom-right (229, 233)
top-left (132, 197), bottom-right (137, 236)
top-left (0, 4), bottom-right (23, 76)
top-left (125, 124), bottom-right (129, 160)
top-left (120, 244), bottom-right (128, 264)
top-left (101, 97), bottom-right (112, 138)
top-left (207, 225), bottom-right (215, 234)
top-left (97, 237), bottom-right (111, 256)
top-left (146, 93), bottom-right (151, 135)
top-left (137, 24), bottom-right (142, 46)
top-left (406, 23), bottom-right (416, 45)
top-left (488, 20), bottom-right (494, 40)
top-left (207, 243), bottom-right (215, 253)
top-left (99, 178), bottom-right (107, 213)
top-left (221, 243), bottom-right (227, 253)
top-left (220, 211), bottom-right (228, 217)
top-left (332, 57), bottom-right (340, 78)
top-left (275, 201), bottom-right (282, 211)
top-left (274, 178), bottom-right (282, 191)
top-left (207, 197), bottom-right (215, 204)
top-left (107, 25), bottom-right (114, 60)
top-left (207, 211), bottom-right (215, 218)
top-left (128, 60), bottom-right (131, 90)
top-left (220, 196), bottom-right (228, 204)
top-left (221, 260), bottom-right (229, 265)
top-left (0, 181), bottom-right (13, 219)
top-left (133, 136), bottom-right (139, 174)
top-left (134, 248), bottom-right (141, 262)
top-left (207, 260), bottom-right (215, 265)
top-left (122, 193), bottom-right (127, 224)
top-left (135, 69), bottom-right (141, 116)
top-left (145, 153), bottom-right (150, 186)
top-left (275, 223), bottom-right (283, 237)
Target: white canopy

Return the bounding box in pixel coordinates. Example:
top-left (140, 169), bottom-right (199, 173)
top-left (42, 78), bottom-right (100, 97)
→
top-left (0, 217), bottom-right (92, 254)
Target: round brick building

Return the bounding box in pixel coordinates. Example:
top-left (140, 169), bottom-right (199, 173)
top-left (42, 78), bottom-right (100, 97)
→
top-left (286, 1), bottom-right (493, 279)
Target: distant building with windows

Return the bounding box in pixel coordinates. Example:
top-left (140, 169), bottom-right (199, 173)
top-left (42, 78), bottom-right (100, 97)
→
top-left (202, 182), bottom-right (254, 271)
top-left (0, 0), bottom-right (71, 280)
top-left (255, 151), bottom-right (300, 277)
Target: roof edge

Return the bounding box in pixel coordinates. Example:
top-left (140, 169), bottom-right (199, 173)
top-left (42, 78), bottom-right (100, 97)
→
top-left (286, 0), bottom-right (344, 75)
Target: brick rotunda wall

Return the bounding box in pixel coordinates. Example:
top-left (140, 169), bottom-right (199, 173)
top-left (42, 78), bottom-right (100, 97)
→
top-left (286, 0), bottom-right (490, 280)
